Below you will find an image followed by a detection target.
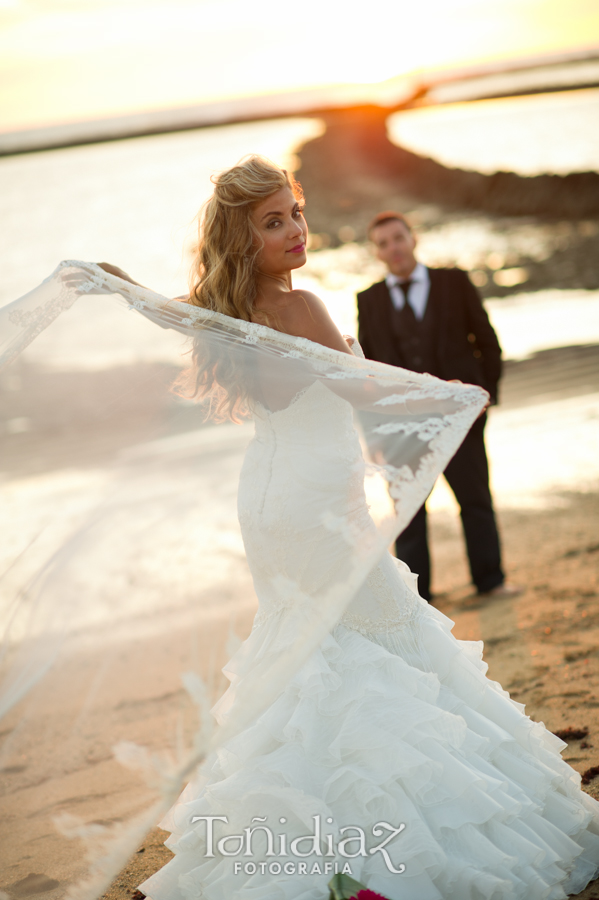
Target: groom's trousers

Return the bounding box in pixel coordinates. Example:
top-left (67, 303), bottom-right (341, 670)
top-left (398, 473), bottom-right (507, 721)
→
top-left (394, 413), bottom-right (504, 600)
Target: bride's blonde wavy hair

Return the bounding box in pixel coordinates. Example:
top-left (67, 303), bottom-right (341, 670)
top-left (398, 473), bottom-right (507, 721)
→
top-left (177, 155), bottom-right (304, 421)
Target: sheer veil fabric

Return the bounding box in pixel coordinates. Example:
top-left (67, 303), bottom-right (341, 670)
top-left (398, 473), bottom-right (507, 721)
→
top-left (1, 262), bottom-right (598, 900)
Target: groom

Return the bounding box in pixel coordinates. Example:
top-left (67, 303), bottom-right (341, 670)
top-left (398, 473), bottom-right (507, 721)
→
top-left (357, 211), bottom-right (521, 602)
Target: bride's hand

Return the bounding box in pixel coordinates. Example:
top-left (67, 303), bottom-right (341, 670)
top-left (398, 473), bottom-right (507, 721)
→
top-left (343, 335), bottom-right (365, 358)
top-left (97, 262), bottom-right (138, 285)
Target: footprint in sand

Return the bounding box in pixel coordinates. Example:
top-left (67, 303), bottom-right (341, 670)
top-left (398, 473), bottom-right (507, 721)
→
top-left (7, 874), bottom-right (60, 897)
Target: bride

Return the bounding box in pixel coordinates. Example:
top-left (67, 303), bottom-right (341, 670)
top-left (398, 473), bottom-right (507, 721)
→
top-left (1, 155), bottom-right (598, 900)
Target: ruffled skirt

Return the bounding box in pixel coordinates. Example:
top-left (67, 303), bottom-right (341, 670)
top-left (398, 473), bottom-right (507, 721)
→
top-left (140, 602), bottom-right (599, 900)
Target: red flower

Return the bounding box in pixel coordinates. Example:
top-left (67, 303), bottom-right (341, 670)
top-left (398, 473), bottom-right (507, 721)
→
top-left (351, 891), bottom-right (389, 900)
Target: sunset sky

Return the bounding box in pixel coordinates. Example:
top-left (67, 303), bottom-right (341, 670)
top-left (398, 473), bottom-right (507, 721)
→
top-left (1, 0), bottom-right (598, 133)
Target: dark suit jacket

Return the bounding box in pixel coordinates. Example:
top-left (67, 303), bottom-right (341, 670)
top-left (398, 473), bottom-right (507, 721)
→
top-left (357, 267), bottom-right (502, 404)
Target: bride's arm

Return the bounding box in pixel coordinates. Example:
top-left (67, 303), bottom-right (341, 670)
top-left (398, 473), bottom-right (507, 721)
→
top-left (97, 262), bottom-right (144, 286)
top-left (97, 263), bottom-right (191, 302)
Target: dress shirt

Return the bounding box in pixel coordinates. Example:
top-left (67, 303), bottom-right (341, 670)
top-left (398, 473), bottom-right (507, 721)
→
top-left (385, 262), bottom-right (430, 320)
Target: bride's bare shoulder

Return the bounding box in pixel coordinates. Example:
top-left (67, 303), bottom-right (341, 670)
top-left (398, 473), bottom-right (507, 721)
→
top-left (260, 289), bottom-right (351, 354)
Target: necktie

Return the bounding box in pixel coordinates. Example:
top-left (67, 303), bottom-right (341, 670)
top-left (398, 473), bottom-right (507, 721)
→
top-left (398, 279), bottom-right (414, 319)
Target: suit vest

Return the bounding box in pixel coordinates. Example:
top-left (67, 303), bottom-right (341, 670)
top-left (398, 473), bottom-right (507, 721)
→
top-left (390, 294), bottom-right (438, 375)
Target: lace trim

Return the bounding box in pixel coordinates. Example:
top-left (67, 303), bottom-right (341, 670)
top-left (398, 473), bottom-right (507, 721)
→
top-left (374, 386), bottom-right (458, 405)
top-left (2, 286), bottom-right (78, 370)
top-left (339, 563), bottom-right (424, 636)
top-left (52, 262), bottom-right (487, 400)
top-left (8, 263), bottom-right (487, 420)
top-left (7, 294), bottom-right (75, 329)
top-left (251, 561), bottom-right (425, 637)
top-left (372, 418), bottom-right (446, 439)
top-left (55, 261), bottom-right (371, 369)
top-left (339, 606), bottom-right (420, 635)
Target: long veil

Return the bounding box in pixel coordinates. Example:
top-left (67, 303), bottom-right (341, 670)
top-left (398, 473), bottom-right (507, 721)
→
top-left (0, 262), bottom-right (488, 898)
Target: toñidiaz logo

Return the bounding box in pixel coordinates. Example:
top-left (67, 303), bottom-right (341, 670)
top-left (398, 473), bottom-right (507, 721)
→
top-left (189, 815), bottom-right (407, 876)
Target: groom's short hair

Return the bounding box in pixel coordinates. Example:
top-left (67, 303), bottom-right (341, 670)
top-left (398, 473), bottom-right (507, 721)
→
top-left (367, 211), bottom-right (412, 237)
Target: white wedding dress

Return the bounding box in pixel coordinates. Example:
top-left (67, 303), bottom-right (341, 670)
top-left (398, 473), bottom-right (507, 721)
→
top-left (140, 379), bottom-right (599, 900)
